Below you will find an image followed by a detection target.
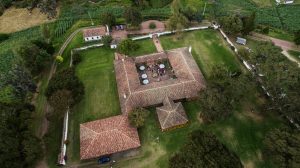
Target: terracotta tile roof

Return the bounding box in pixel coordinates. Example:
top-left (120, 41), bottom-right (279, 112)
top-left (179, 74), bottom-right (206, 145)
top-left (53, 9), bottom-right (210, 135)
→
top-left (114, 47), bottom-right (206, 114)
top-left (83, 27), bottom-right (107, 38)
top-left (80, 115), bottom-right (140, 160)
top-left (156, 97), bottom-right (188, 131)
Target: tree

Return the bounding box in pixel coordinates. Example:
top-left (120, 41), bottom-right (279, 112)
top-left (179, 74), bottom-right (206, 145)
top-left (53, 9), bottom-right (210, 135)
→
top-left (117, 39), bottom-right (139, 55)
top-left (169, 130), bottom-right (243, 168)
top-left (124, 7), bottom-right (143, 26)
top-left (46, 67), bottom-right (84, 104)
top-left (294, 30), bottom-right (300, 45)
top-left (128, 108), bottom-right (149, 128)
top-left (101, 11), bottom-right (116, 27)
top-left (242, 12), bottom-right (256, 35)
top-left (102, 35), bottom-right (113, 47)
top-left (167, 0), bottom-right (190, 38)
top-left (55, 55), bottom-right (63, 63)
top-left (48, 89), bottom-right (74, 119)
top-left (220, 14), bottom-right (243, 34)
top-left (198, 83), bottom-right (233, 122)
top-left (263, 129), bottom-right (300, 168)
top-left (0, 104), bottom-right (42, 168)
top-left (72, 52), bottom-right (82, 65)
top-left (0, 33), bottom-right (9, 43)
top-left (17, 42), bottom-right (51, 75)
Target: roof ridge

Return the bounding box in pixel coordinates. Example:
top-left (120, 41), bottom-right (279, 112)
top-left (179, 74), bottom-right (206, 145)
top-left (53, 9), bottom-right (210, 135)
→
top-left (115, 129), bottom-right (140, 146)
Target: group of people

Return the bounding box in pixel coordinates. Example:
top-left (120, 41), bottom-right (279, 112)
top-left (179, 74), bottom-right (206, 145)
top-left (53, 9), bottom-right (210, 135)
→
top-left (146, 63), bottom-right (166, 77)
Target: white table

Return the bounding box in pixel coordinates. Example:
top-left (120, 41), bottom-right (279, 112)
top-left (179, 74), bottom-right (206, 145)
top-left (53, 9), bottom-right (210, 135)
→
top-left (139, 65), bottom-right (145, 71)
top-left (159, 64), bottom-right (165, 69)
top-left (143, 79), bottom-right (149, 85)
top-left (141, 74), bottom-right (147, 79)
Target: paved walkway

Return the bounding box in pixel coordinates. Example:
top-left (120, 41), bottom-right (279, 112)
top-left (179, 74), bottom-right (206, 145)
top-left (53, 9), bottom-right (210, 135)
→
top-left (153, 36), bottom-right (164, 52)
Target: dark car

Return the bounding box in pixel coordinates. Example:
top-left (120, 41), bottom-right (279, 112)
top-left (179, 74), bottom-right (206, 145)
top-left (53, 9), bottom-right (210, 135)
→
top-left (98, 156), bottom-right (110, 164)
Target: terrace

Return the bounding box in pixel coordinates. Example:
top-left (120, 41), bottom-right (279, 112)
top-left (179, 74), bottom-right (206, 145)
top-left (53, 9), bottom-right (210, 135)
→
top-left (136, 58), bottom-right (176, 85)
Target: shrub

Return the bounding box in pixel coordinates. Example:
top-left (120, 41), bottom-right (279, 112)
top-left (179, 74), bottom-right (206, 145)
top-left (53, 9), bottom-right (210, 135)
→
top-left (72, 52), bottom-right (82, 65)
top-left (128, 108), bottom-right (149, 128)
top-left (149, 22), bottom-right (156, 29)
top-left (0, 33), bottom-right (9, 43)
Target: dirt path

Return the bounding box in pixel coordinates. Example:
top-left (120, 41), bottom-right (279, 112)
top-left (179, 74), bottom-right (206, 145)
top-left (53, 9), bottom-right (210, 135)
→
top-left (35, 26), bottom-right (96, 168)
top-left (250, 32), bottom-right (300, 52)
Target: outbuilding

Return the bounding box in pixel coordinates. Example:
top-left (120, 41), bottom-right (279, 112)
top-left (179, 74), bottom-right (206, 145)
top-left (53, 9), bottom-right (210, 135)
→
top-left (83, 26), bottom-right (109, 42)
top-left (236, 37), bottom-right (247, 45)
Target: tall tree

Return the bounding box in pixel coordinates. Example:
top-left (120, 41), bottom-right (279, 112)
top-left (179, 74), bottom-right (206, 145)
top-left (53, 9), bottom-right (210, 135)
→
top-left (124, 7), bottom-right (143, 26)
top-left (294, 30), bottom-right (300, 45)
top-left (46, 67), bottom-right (84, 103)
top-left (242, 12), bottom-right (256, 35)
top-left (101, 11), bottom-right (116, 27)
top-left (169, 130), bottom-right (243, 168)
top-left (117, 39), bottom-right (139, 55)
top-left (167, 0), bottom-right (190, 37)
top-left (263, 129), bottom-right (300, 168)
top-left (220, 14), bottom-right (243, 35)
top-left (48, 89), bottom-right (74, 119)
top-left (17, 42), bottom-right (51, 76)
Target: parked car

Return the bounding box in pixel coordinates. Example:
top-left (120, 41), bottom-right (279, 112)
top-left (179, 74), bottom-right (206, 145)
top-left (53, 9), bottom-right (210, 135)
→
top-left (98, 156), bottom-right (110, 164)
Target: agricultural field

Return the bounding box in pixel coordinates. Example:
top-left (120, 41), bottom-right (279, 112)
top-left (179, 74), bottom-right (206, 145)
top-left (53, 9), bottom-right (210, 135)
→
top-left (0, 7), bottom-right (54, 34)
top-left (214, 0), bottom-right (300, 31)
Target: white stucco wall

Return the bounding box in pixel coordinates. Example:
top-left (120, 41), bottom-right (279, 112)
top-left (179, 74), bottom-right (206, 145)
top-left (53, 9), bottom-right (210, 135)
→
top-left (84, 36), bottom-right (102, 42)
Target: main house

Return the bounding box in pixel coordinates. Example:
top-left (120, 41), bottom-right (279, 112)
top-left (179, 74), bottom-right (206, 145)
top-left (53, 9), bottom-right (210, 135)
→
top-left (80, 47), bottom-right (206, 160)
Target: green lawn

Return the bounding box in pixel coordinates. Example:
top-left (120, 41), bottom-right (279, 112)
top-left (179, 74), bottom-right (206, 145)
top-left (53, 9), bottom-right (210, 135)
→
top-left (50, 30), bottom-right (281, 168)
top-left (67, 48), bottom-right (121, 161)
top-left (288, 50), bottom-right (300, 62)
top-left (110, 31), bottom-right (281, 168)
top-left (160, 30), bottom-right (241, 77)
top-left (128, 39), bottom-right (157, 57)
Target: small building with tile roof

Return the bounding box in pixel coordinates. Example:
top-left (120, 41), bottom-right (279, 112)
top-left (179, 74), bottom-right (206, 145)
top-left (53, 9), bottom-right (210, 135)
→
top-left (80, 115), bottom-right (140, 160)
top-left (83, 26), bottom-right (109, 42)
top-left (156, 97), bottom-right (188, 131)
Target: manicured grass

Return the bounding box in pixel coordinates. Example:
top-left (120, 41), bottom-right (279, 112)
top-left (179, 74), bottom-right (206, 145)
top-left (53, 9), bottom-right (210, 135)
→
top-left (55, 30), bottom-right (281, 168)
top-left (160, 30), bottom-right (241, 77)
top-left (288, 50), bottom-right (300, 62)
top-left (128, 39), bottom-right (157, 57)
top-left (67, 48), bottom-right (121, 161)
top-left (115, 99), bottom-right (281, 168)
top-left (97, 31), bottom-right (281, 168)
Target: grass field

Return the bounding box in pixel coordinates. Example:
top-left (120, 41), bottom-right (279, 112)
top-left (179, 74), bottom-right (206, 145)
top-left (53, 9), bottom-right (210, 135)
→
top-left (67, 48), bottom-right (121, 162)
top-left (251, 0), bottom-right (273, 7)
top-left (128, 39), bottom-right (157, 57)
top-left (0, 7), bottom-right (53, 33)
top-left (160, 30), bottom-right (241, 77)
